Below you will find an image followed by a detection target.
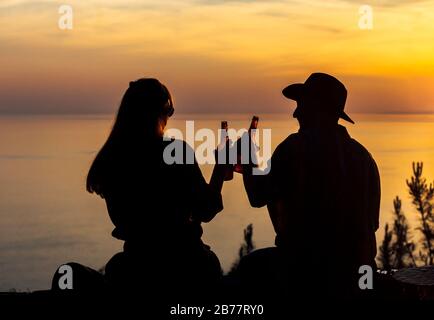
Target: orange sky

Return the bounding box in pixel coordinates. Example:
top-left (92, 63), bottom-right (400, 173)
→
top-left (0, 0), bottom-right (433, 114)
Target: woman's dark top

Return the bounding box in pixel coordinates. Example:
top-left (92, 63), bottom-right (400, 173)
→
top-left (98, 138), bottom-right (223, 249)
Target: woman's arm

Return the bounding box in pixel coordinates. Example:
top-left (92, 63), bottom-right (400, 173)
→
top-left (190, 162), bottom-right (225, 223)
top-left (209, 134), bottom-right (236, 194)
top-left (186, 141), bottom-right (229, 223)
top-left (198, 150), bottom-right (233, 222)
top-left (209, 159), bottom-right (229, 194)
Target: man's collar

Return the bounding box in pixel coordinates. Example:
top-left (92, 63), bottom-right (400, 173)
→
top-left (298, 124), bottom-right (351, 138)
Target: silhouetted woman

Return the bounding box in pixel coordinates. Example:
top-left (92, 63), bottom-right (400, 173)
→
top-left (86, 78), bottom-right (227, 296)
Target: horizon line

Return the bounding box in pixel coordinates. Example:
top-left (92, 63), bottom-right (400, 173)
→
top-left (1, 111), bottom-right (434, 117)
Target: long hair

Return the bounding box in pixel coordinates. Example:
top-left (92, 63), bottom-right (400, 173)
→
top-left (86, 78), bottom-right (174, 196)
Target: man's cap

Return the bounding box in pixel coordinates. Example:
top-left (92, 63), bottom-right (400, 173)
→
top-left (282, 73), bottom-right (354, 124)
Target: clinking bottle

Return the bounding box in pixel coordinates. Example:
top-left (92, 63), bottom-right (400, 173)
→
top-left (234, 116), bottom-right (259, 174)
top-left (218, 121), bottom-right (234, 181)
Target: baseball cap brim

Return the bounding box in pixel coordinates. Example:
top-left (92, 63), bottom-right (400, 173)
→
top-left (282, 83), bottom-right (355, 124)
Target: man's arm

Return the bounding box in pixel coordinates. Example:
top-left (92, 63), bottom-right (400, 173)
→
top-left (243, 172), bottom-right (269, 208)
top-left (242, 153), bottom-right (274, 208)
top-left (369, 156), bottom-right (381, 231)
top-left (242, 140), bottom-right (286, 208)
top-left (266, 198), bottom-right (287, 237)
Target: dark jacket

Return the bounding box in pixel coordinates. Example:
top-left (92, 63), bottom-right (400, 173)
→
top-left (100, 139), bottom-right (223, 248)
top-left (245, 125), bottom-right (380, 292)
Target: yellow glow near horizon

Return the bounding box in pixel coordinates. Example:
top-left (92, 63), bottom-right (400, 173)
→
top-left (0, 0), bottom-right (433, 114)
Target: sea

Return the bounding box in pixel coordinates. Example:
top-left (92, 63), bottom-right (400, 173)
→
top-left (1, 113), bottom-right (433, 291)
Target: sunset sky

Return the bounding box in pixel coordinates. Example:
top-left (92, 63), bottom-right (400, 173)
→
top-left (0, 0), bottom-right (433, 114)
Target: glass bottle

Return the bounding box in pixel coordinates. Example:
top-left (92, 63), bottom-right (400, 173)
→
top-left (234, 116), bottom-right (259, 174)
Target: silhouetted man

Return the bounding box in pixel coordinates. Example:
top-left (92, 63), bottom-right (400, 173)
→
top-left (240, 73), bottom-right (381, 299)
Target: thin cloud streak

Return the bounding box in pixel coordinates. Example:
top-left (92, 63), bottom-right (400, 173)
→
top-left (0, 0), bottom-right (433, 114)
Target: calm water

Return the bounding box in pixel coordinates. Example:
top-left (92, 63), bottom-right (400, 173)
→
top-left (1, 113), bottom-right (434, 291)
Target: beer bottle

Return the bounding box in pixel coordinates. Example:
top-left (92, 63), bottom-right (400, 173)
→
top-left (234, 116), bottom-right (259, 174)
top-left (217, 121), bottom-right (234, 181)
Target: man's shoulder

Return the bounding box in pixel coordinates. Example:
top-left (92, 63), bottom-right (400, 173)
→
top-left (346, 137), bottom-right (374, 160)
top-left (338, 125), bottom-right (375, 161)
top-left (271, 133), bottom-right (300, 163)
top-left (275, 133), bottom-right (300, 152)
top-left (273, 130), bottom-right (376, 161)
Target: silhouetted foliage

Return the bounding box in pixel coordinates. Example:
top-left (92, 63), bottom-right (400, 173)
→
top-left (378, 223), bottom-right (394, 271)
top-left (406, 162), bottom-right (434, 265)
top-left (227, 224), bottom-right (255, 275)
top-left (378, 162), bottom-right (434, 269)
top-left (391, 196), bottom-right (416, 268)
